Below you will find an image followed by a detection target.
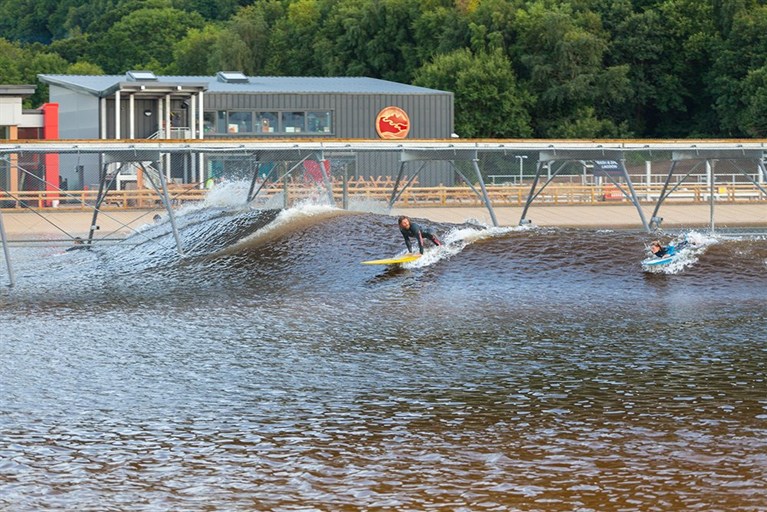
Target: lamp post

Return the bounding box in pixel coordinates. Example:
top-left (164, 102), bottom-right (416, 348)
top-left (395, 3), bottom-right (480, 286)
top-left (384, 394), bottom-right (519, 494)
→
top-left (516, 155), bottom-right (528, 183)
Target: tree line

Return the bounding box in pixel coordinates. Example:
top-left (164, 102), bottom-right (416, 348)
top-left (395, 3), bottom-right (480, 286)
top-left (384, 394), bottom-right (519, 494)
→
top-left (2, 0), bottom-right (767, 139)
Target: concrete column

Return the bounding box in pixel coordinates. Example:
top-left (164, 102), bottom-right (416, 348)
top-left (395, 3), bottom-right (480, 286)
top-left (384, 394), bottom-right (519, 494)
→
top-left (114, 89), bottom-right (121, 139)
top-left (164, 94), bottom-right (171, 139)
top-left (198, 91), bottom-right (204, 139)
top-left (189, 95), bottom-right (196, 139)
top-left (100, 97), bottom-right (107, 139)
top-left (157, 97), bottom-right (163, 135)
top-left (128, 93), bottom-right (135, 139)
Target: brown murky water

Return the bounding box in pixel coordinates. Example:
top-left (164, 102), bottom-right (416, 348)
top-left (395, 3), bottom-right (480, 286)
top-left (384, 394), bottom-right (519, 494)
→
top-left (1, 206), bottom-right (766, 510)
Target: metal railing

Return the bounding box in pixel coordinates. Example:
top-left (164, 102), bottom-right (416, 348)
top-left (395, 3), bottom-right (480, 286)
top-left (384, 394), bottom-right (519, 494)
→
top-left (3, 182), bottom-right (765, 210)
top-left (490, 173), bottom-right (765, 186)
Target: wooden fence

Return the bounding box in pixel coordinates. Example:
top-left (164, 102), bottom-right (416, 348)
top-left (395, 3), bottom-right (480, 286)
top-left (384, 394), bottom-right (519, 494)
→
top-left (1, 181), bottom-right (765, 210)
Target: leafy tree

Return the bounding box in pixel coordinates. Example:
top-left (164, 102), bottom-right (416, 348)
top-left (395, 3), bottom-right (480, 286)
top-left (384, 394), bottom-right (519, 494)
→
top-left (0, 38), bottom-right (68, 106)
top-left (8, 0), bottom-right (767, 138)
top-left (67, 61), bottom-right (105, 75)
top-left (172, 0), bottom-right (246, 21)
top-left (59, 0), bottom-right (119, 37)
top-left (87, 6), bottom-right (205, 73)
top-left (21, 50), bottom-right (69, 106)
top-left (0, 38), bottom-right (26, 84)
top-left (654, 0), bottom-right (721, 137)
top-left (171, 24), bottom-right (224, 75)
top-left (411, 2), bottom-right (471, 63)
top-left (711, 5), bottom-right (767, 136)
top-left (414, 48), bottom-right (533, 138)
top-left (208, 28), bottom-right (252, 73)
top-left (204, 1), bottom-right (284, 75)
top-left (511, 1), bottom-right (631, 137)
top-left (0, 0), bottom-right (86, 43)
top-left (738, 66), bottom-right (767, 136)
top-left (607, 8), bottom-right (677, 135)
top-left (463, 0), bottom-right (524, 54)
top-left (317, 0), bottom-right (424, 82)
top-left (49, 34), bottom-right (93, 63)
top-left (59, 0), bottom-right (172, 40)
top-left (266, 0), bottom-right (326, 75)
top-left (544, 106), bottom-right (630, 138)
top-left (711, 0), bottom-right (757, 36)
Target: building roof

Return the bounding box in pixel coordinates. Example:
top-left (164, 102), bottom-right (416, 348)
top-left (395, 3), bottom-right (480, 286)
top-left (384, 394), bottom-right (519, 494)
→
top-left (38, 73), bottom-right (449, 97)
top-left (0, 85), bottom-right (36, 97)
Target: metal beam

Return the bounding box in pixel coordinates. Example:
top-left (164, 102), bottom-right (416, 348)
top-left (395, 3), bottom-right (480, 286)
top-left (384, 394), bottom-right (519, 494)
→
top-left (472, 154), bottom-right (498, 227)
top-left (0, 209), bottom-right (15, 287)
top-left (2, 139), bottom-right (766, 156)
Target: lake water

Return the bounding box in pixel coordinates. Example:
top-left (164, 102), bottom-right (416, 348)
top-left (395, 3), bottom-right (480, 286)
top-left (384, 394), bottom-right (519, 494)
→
top-left (1, 202), bottom-right (766, 511)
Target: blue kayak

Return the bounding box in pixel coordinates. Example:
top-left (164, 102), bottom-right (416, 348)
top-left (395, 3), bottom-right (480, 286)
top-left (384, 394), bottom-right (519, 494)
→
top-left (642, 242), bottom-right (685, 267)
top-left (642, 254), bottom-right (676, 267)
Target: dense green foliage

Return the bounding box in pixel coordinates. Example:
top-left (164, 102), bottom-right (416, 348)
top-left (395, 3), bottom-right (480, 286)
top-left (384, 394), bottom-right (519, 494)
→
top-left (3, 0), bottom-right (767, 138)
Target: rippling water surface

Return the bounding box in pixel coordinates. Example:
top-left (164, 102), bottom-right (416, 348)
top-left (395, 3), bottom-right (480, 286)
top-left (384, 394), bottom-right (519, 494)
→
top-left (1, 204), bottom-right (766, 511)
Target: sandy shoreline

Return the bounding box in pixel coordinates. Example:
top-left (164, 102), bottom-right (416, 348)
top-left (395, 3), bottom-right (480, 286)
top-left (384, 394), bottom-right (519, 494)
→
top-left (1, 203), bottom-right (766, 240)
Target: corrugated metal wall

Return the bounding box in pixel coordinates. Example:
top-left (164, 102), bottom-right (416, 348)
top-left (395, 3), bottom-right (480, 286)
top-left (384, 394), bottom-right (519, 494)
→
top-left (204, 92), bottom-right (453, 138)
top-left (204, 91), bottom-right (454, 185)
top-left (52, 86), bottom-right (455, 186)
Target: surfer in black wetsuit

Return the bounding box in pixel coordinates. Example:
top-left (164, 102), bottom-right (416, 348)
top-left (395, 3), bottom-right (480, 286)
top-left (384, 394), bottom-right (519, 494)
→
top-left (398, 216), bottom-right (441, 254)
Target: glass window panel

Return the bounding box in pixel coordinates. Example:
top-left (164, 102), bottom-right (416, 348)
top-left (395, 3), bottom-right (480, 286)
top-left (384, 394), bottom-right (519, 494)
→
top-left (282, 111), bottom-right (305, 133)
top-left (256, 112), bottom-right (278, 133)
top-left (307, 111), bottom-right (332, 134)
top-left (216, 111), bottom-right (227, 133)
top-left (203, 112), bottom-right (217, 134)
top-left (228, 111), bottom-right (253, 133)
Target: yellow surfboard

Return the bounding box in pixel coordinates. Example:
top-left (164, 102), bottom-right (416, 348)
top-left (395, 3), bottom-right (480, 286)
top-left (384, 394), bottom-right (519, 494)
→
top-left (361, 253), bottom-right (421, 265)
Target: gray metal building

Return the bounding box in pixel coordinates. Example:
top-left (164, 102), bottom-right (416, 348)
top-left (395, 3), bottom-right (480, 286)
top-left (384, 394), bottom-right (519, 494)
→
top-left (38, 72), bottom-right (454, 187)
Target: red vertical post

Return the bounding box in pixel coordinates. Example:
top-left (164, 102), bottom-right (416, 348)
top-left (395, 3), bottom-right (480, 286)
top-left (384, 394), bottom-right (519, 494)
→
top-left (41, 103), bottom-right (60, 206)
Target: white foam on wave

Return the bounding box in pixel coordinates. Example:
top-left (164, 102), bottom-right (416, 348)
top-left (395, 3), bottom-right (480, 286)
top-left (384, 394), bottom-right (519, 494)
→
top-left (174, 179), bottom-right (308, 217)
top-left (213, 201), bottom-right (344, 256)
top-left (642, 230), bottom-right (718, 274)
top-left (404, 224), bottom-right (522, 268)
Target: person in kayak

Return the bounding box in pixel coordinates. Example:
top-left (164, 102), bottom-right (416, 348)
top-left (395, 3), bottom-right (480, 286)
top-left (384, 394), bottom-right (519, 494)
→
top-left (650, 238), bottom-right (689, 258)
top-left (398, 216), bottom-right (441, 254)
top-left (650, 240), bottom-right (669, 258)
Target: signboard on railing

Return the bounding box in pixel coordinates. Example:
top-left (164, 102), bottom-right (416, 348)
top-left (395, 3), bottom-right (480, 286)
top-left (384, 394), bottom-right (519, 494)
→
top-left (592, 159), bottom-right (624, 177)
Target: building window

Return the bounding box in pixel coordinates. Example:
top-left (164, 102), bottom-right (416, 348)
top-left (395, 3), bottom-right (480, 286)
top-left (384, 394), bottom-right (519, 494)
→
top-left (228, 111), bottom-right (252, 133)
top-left (205, 110), bottom-right (333, 135)
top-left (203, 111), bottom-right (216, 134)
top-left (282, 111), bottom-right (305, 133)
top-left (216, 111), bottom-right (227, 133)
top-left (307, 111), bottom-right (332, 133)
top-left (256, 112), bottom-right (278, 133)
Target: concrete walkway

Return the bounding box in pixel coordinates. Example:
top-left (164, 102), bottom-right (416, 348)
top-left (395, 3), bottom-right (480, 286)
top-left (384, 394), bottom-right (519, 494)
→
top-left (1, 209), bottom-right (165, 240)
top-left (393, 203), bottom-right (767, 229)
top-left (1, 202), bottom-right (766, 240)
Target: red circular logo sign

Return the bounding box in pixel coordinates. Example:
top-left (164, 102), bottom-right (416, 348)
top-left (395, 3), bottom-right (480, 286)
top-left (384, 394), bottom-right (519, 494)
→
top-left (375, 106), bottom-right (410, 139)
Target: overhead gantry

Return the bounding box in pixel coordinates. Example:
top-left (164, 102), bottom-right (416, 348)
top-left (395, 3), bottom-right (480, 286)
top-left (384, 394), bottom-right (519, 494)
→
top-left (518, 149), bottom-right (650, 231)
top-left (649, 148), bottom-right (767, 232)
top-left (2, 139), bottom-right (767, 287)
top-left (388, 148), bottom-right (499, 226)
